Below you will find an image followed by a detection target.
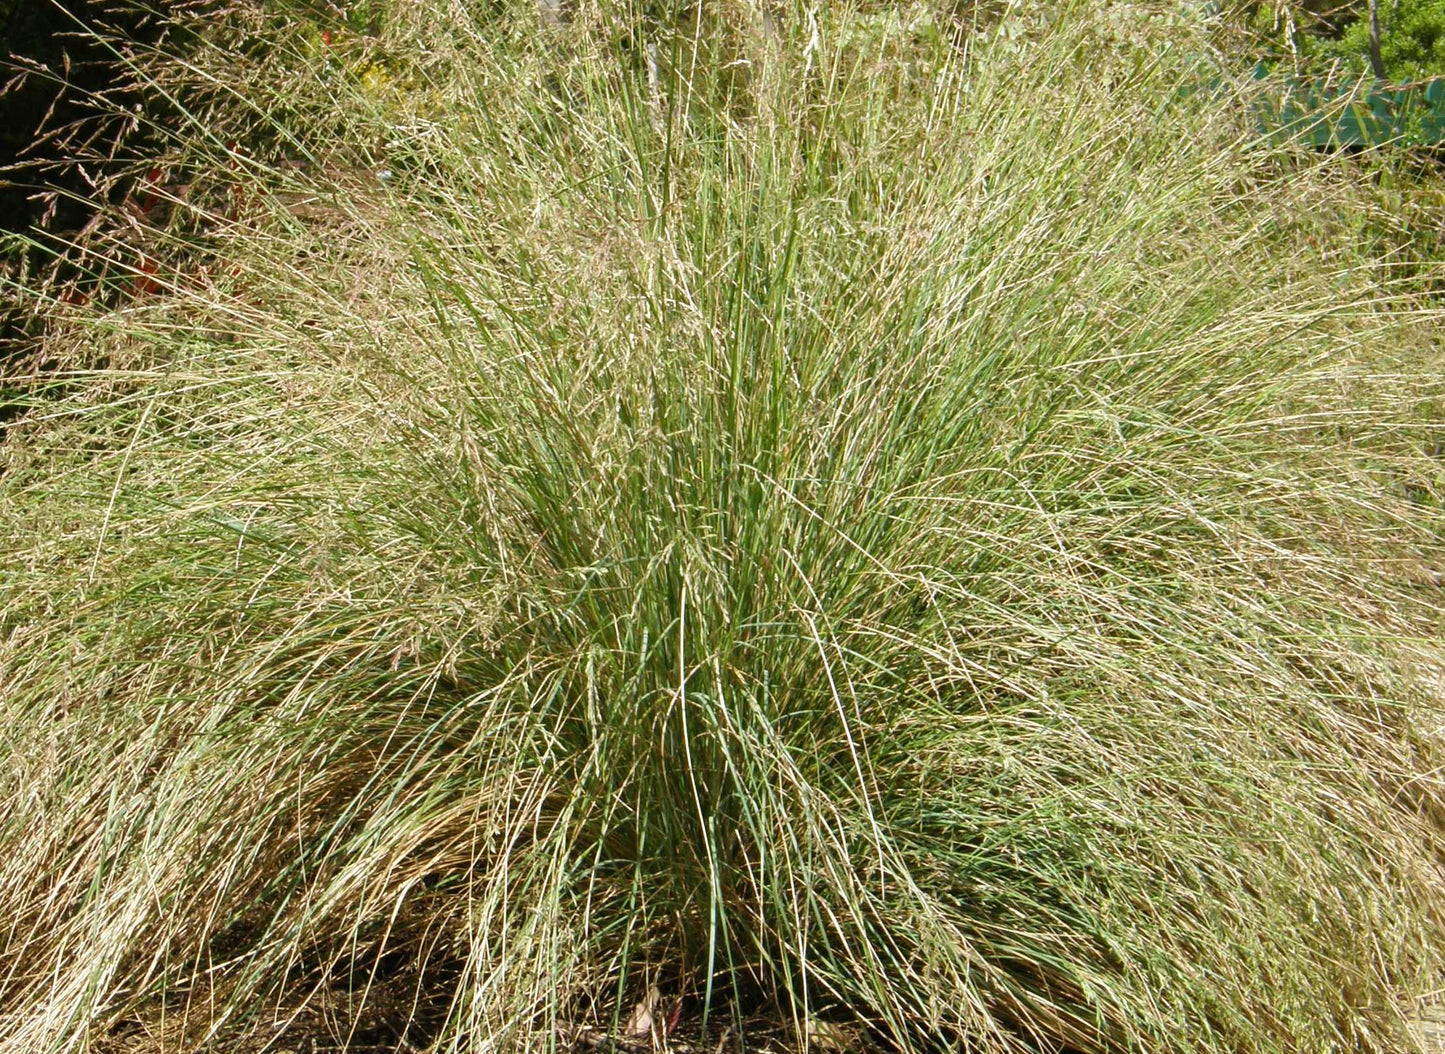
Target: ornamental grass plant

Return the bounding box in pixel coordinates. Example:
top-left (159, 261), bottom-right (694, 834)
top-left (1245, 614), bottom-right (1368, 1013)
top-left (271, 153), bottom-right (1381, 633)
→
top-left (1, 2), bottom-right (1444, 1052)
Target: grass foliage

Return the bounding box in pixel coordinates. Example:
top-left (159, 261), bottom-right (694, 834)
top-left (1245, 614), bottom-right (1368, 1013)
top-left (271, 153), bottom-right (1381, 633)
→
top-left (2, 1), bottom-right (1445, 1051)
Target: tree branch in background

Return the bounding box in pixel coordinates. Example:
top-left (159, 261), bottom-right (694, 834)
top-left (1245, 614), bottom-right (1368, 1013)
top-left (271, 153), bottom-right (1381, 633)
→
top-left (1367, 0), bottom-right (1388, 76)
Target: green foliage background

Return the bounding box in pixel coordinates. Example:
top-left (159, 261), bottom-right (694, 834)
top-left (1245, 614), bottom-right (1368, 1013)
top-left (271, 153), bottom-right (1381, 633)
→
top-left (1252, 0), bottom-right (1445, 80)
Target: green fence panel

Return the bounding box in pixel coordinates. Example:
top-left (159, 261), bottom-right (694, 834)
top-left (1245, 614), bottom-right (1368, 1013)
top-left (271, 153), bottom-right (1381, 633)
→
top-left (1260, 72), bottom-right (1445, 147)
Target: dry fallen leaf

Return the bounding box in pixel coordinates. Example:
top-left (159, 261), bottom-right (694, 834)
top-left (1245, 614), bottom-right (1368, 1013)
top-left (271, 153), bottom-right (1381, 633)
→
top-left (663, 999), bottom-right (683, 1037)
top-left (623, 986), bottom-right (662, 1041)
top-left (803, 1017), bottom-right (857, 1053)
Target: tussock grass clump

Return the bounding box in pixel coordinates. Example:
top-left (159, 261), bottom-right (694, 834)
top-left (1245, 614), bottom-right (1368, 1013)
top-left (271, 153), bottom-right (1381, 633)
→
top-left (1, 2), bottom-right (1444, 1052)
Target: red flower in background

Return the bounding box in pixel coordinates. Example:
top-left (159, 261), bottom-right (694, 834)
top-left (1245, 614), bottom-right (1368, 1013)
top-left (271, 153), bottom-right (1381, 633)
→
top-left (138, 167), bottom-right (163, 214)
top-left (135, 256), bottom-right (160, 296)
